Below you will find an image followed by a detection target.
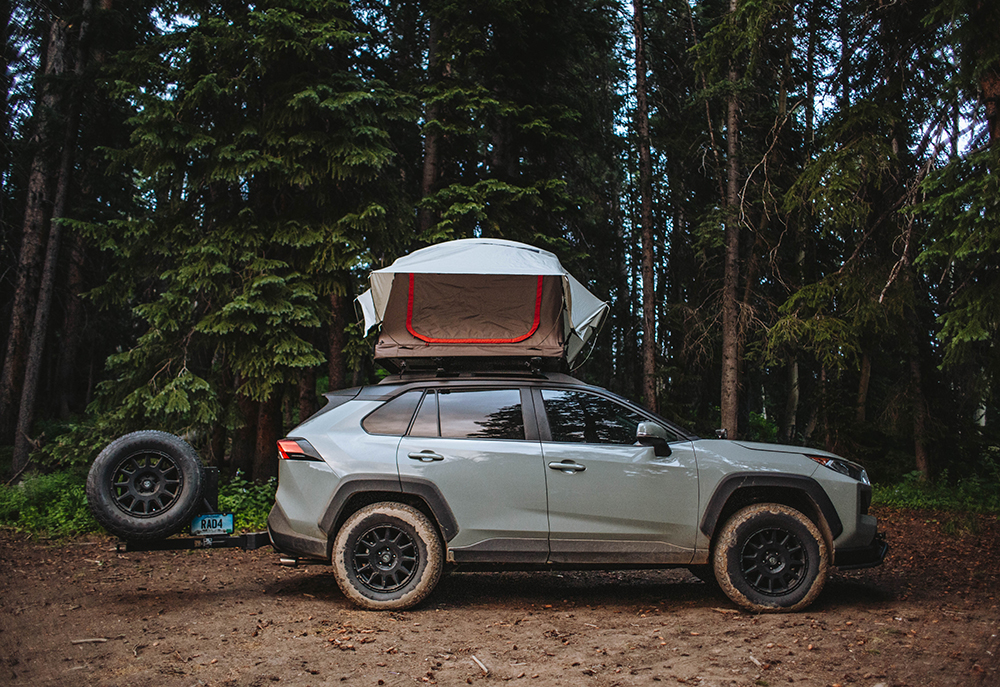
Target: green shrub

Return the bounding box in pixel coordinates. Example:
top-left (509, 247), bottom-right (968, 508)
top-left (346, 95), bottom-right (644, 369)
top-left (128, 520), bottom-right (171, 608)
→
top-left (0, 468), bottom-right (276, 537)
top-left (0, 471), bottom-right (99, 537)
top-left (873, 459), bottom-right (1000, 513)
top-left (746, 411), bottom-right (778, 443)
top-left (218, 472), bottom-right (277, 531)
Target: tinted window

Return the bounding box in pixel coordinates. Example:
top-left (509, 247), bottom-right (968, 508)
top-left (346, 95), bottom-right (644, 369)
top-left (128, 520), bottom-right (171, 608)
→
top-left (362, 390), bottom-right (422, 435)
top-left (409, 391), bottom-right (439, 437)
top-left (541, 389), bottom-right (647, 444)
top-left (426, 389), bottom-right (525, 440)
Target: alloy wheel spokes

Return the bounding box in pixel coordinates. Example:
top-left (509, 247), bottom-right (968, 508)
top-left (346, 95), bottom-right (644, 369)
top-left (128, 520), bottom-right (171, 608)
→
top-left (353, 525), bottom-right (418, 592)
top-left (111, 451), bottom-right (182, 517)
top-left (740, 527), bottom-right (807, 596)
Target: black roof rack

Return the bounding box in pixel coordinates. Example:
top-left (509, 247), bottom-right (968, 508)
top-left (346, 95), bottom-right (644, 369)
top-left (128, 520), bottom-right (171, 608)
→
top-left (378, 355), bottom-right (567, 377)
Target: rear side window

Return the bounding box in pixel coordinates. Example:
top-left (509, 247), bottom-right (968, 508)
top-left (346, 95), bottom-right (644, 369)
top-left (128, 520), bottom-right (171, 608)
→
top-left (362, 390), bottom-right (422, 435)
top-left (409, 389), bottom-right (525, 440)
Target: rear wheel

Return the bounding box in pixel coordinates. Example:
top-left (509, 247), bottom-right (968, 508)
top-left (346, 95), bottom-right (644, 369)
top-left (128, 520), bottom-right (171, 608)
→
top-left (86, 431), bottom-right (205, 541)
top-left (332, 502), bottom-right (443, 610)
top-left (713, 503), bottom-right (828, 612)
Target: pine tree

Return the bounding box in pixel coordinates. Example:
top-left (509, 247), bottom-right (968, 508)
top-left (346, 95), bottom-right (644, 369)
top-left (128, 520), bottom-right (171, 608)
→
top-left (82, 0), bottom-right (410, 480)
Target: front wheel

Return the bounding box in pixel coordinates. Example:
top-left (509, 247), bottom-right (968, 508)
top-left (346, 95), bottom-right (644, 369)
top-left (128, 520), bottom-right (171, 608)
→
top-left (713, 503), bottom-right (828, 612)
top-left (332, 502), bottom-right (443, 610)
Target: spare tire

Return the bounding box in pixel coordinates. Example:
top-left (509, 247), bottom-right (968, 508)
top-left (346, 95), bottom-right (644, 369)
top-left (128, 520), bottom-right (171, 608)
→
top-left (86, 431), bottom-right (205, 541)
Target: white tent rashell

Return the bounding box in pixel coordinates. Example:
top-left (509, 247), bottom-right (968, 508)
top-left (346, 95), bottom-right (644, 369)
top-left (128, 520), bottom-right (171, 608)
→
top-left (356, 238), bottom-right (609, 365)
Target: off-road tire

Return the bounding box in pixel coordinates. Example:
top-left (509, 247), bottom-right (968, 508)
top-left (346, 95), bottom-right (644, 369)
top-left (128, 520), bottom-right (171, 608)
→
top-left (332, 502), bottom-right (443, 610)
top-left (713, 503), bottom-right (828, 612)
top-left (86, 431), bottom-right (205, 541)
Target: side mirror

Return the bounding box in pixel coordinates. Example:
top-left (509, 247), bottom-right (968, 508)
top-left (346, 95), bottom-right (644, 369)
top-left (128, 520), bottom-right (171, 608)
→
top-left (636, 421), bottom-right (672, 457)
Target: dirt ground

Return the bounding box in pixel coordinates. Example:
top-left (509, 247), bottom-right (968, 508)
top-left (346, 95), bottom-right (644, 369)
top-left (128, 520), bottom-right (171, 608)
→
top-left (1, 507), bottom-right (997, 687)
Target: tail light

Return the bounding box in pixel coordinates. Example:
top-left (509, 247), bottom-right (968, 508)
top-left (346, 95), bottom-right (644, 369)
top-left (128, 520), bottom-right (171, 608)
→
top-left (276, 438), bottom-right (322, 462)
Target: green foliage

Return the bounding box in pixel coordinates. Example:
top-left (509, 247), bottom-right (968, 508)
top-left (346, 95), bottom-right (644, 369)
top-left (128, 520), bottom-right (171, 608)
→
top-left (745, 411), bottom-right (778, 443)
top-left (217, 472), bottom-right (277, 532)
top-left (0, 471), bottom-right (99, 537)
top-left (0, 469), bottom-right (277, 537)
top-left (873, 459), bottom-right (1000, 513)
top-left (75, 0), bottom-right (413, 447)
top-left (916, 146), bottom-right (1000, 372)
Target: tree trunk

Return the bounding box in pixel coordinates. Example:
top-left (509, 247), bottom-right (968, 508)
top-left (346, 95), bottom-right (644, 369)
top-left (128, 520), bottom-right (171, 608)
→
top-left (55, 227), bottom-right (87, 418)
top-left (855, 351), bottom-right (871, 423)
top-left (633, 0), bottom-right (656, 413)
top-left (973, 2), bottom-right (999, 143)
top-left (909, 340), bottom-right (930, 478)
top-left (1, 0), bottom-right (15, 192)
top-left (231, 391), bottom-right (258, 479)
top-left (328, 289), bottom-right (349, 391)
top-left (418, 13), bottom-right (441, 235)
top-left (12, 140), bottom-right (70, 471)
top-left (209, 423), bottom-right (227, 470)
top-left (782, 357), bottom-right (799, 442)
top-left (252, 389), bottom-right (283, 483)
top-left (12, 1), bottom-right (92, 472)
top-left (298, 367), bottom-right (317, 422)
top-left (0, 14), bottom-right (69, 443)
top-left (981, 67), bottom-right (999, 144)
top-left (720, 0), bottom-right (741, 438)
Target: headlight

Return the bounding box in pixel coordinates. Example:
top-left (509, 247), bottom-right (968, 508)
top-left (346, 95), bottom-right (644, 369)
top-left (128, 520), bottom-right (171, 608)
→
top-left (807, 454), bottom-right (870, 485)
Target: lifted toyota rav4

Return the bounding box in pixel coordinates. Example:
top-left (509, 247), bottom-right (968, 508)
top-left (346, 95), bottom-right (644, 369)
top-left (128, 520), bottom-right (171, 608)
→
top-left (267, 370), bottom-right (886, 612)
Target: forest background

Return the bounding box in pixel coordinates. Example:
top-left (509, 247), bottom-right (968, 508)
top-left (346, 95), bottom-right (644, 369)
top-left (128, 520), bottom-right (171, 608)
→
top-left (2, 0), bottom-right (999, 495)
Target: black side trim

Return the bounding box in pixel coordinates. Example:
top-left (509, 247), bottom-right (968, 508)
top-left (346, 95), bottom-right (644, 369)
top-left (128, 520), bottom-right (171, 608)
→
top-left (399, 477), bottom-right (460, 540)
top-left (449, 538), bottom-right (548, 563)
top-left (700, 473), bottom-right (843, 540)
top-left (317, 474), bottom-right (459, 545)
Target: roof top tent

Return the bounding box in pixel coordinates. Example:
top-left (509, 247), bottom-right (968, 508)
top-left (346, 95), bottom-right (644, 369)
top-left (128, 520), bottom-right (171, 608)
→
top-left (357, 239), bottom-right (609, 373)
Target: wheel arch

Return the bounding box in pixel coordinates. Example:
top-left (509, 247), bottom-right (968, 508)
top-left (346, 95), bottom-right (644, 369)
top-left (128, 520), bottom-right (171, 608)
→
top-left (318, 475), bottom-right (458, 558)
top-left (701, 473), bottom-right (841, 551)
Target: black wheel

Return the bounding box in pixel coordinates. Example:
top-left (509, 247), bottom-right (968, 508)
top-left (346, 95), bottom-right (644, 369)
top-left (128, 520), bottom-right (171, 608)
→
top-left (332, 502), bottom-right (443, 610)
top-left (713, 503), bottom-right (828, 612)
top-left (86, 431), bottom-right (205, 541)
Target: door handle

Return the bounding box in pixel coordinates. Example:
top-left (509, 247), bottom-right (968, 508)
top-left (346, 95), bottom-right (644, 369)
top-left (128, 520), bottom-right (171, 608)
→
top-left (408, 450), bottom-right (444, 462)
top-left (547, 460), bottom-right (586, 473)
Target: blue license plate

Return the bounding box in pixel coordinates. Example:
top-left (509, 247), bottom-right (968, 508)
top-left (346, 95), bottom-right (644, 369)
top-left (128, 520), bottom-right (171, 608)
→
top-left (191, 513), bottom-right (234, 536)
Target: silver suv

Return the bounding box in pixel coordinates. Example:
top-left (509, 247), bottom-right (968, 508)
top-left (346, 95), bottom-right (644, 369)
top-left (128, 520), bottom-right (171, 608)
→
top-left (268, 371), bottom-right (886, 611)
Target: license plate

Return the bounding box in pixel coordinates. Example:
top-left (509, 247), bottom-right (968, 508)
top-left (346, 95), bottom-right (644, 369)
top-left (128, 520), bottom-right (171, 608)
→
top-left (191, 513), bottom-right (234, 536)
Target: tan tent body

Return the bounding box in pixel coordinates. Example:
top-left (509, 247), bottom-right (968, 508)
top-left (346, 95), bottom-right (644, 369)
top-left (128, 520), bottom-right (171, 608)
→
top-left (357, 240), bottom-right (608, 370)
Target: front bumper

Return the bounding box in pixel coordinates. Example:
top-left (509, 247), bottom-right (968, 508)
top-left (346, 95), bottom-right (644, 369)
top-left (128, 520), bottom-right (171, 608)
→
top-left (833, 532), bottom-right (888, 570)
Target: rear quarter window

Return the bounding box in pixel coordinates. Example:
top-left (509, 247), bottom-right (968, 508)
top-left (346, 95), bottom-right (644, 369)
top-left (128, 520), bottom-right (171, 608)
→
top-left (362, 390), bottom-right (423, 435)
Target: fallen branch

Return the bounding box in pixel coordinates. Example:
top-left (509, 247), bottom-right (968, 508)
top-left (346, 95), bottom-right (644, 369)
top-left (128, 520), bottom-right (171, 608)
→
top-left (71, 638), bottom-right (107, 645)
top-left (471, 654), bottom-right (489, 675)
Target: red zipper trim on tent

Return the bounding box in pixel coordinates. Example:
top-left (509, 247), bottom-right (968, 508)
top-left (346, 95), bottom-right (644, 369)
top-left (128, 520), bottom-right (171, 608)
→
top-left (406, 273), bottom-right (544, 344)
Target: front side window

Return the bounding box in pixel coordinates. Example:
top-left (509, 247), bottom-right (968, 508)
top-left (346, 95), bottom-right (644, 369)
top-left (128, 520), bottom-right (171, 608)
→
top-left (541, 389), bottom-right (649, 444)
top-left (410, 389), bottom-right (525, 440)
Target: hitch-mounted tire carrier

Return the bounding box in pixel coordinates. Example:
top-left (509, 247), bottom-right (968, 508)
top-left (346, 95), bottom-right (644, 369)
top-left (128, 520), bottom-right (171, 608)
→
top-left (114, 467), bottom-right (273, 553)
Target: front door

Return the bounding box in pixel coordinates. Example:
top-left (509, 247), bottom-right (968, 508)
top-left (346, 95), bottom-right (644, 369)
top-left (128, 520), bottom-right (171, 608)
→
top-left (536, 388), bottom-right (699, 564)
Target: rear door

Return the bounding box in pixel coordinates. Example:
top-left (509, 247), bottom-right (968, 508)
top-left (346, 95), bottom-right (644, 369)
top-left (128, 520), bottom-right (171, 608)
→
top-left (536, 388), bottom-right (699, 564)
top-left (396, 387), bottom-right (549, 563)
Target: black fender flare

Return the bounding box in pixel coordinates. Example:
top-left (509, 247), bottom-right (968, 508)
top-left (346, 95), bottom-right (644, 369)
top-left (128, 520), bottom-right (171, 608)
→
top-left (318, 474), bottom-right (459, 546)
top-left (699, 473), bottom-right (843, 541)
